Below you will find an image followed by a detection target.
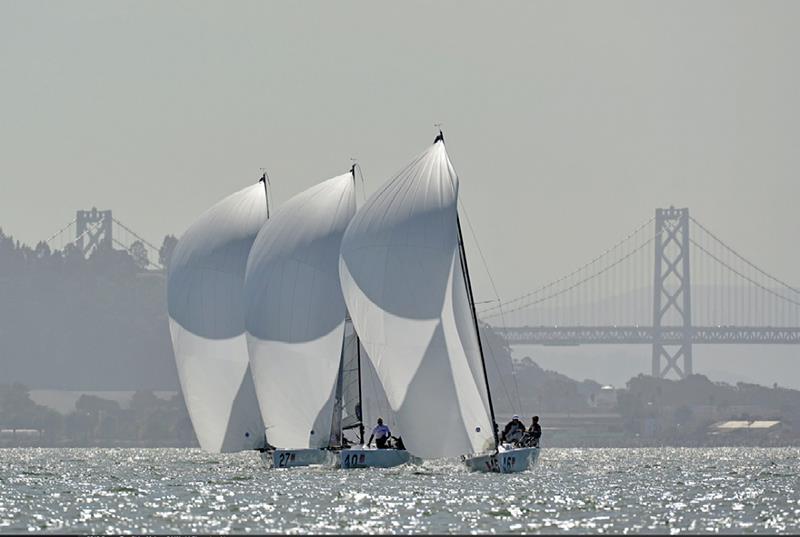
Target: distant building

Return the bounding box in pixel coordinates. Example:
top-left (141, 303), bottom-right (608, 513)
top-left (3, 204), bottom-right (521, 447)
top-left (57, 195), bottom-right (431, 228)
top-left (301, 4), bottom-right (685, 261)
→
top-left (587, 385), bottom-right (618, 410)
top-left (711, 420), bottom-right (781, 432)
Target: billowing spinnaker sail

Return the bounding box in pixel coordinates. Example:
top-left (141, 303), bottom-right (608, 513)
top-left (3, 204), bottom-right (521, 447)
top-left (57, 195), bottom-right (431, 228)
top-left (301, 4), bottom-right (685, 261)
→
top-left (339, 142), bottom-right (495, 459)
top-left (167, 183), bottom-right (268, 453)
top-left (245, 173), bottom-right (356, 449)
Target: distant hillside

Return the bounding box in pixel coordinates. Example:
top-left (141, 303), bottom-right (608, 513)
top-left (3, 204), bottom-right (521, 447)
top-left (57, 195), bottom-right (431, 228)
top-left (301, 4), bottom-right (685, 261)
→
top-left (2, 223), bottom-right (798, 447)
top-left (480, 324), bottom-right (603, 416)
top-left (0, 229), bottom-right (179, 390)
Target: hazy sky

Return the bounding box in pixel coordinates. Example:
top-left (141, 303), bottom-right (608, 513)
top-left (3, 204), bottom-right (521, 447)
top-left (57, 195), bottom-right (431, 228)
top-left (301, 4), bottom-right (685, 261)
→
top-left (2, 1), bottom-right (798, 385)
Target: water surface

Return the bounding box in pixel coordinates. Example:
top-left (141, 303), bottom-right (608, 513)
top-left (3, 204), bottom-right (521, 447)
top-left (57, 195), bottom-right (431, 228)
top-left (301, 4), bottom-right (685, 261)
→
top-left (0, 447), bottom-right (798, 533)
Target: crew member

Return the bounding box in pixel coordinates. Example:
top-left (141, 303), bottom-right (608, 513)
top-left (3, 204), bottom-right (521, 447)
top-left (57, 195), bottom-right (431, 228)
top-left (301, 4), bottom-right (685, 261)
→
top-left (526, 415), bottom-right (542, 447)
top-left (500, 415), bottom-right (526, 445)
top-left (367, 417), bottom-right (391, 449)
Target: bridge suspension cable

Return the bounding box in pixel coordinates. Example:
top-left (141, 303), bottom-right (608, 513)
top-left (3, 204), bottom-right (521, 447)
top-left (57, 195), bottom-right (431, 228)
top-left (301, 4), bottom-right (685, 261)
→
top-left (480, 210), bottom-right (800, 330)
top-left (44, 219), bottom-right (76, 245)
top-left (689, 216), bottom-right (800, 297)
top-left (478, 217), bottom-right (655, 316)
top-left (112, 218), bottom-right (162, 254)
top-left (42, 212), bottom-right (164, 270)
top-left (481, 234), bottom-right (656, 321)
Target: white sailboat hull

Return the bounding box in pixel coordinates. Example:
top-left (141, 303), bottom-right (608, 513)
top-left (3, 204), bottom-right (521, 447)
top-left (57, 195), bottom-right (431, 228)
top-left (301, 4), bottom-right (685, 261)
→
top-left (339, 447), bottom-right (411, 469)
top-left (463, 447), bottom-right (539, 473)
top-left (262, 448), bottom-right (336, 469)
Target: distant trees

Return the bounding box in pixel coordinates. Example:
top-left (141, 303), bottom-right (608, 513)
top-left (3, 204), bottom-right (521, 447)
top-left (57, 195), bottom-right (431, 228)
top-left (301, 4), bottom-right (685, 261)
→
top-left (129, 240), bottom-right (149, 269)
top-left (0, 227), bottom-right (180, 391)
top-left (0, 383), bottom-right (63, 443)
top-left (479, 322), bottom-right (597, 415)
top-left (0, 384), bottom-right (198, 447)
top-left (159, 235), bottom-right (178, 269)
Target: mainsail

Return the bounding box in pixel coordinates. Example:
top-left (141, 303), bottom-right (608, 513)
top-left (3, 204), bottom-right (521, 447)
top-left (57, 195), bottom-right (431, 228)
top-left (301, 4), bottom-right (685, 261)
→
top-left (167, 181), bottom-right (268, 453)
top-left (339, 318), bottom-right (362, 436)
top-left (244, 172), bottom-right (356, 449)
top-left (335, 317), bottom-right (400, 445)
top-left (339, 138), bottom-right (496, 459)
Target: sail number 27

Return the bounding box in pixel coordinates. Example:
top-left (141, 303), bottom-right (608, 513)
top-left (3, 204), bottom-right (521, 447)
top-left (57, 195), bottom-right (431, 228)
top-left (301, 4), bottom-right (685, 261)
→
top-left (276, 451), bottom-right (296, 468)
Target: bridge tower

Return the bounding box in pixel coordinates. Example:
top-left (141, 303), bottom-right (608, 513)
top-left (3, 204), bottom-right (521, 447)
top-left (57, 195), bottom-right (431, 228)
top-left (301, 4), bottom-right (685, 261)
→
top-left (76, 208), bottom-right (113, 257)
top-left (652, 207), bottom-right (693, 378)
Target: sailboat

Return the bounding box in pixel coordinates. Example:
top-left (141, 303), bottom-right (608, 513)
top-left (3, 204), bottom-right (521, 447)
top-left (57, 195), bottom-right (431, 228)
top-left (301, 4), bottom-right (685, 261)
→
top-left (339, 132), bottom-right (539, 473)
top-left (244, 168), bottom-right (412, 469)
top-left (244, 169), bottom-right (358, 468)
top-left (337, 316), bottom-right (412, 469)
top-left (167, 176), bottom-right (270, 453)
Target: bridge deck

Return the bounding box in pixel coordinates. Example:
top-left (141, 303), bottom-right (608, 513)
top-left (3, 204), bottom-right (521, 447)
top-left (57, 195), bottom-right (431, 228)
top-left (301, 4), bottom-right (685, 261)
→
top-left (496, 326), bottom-right (800, 345)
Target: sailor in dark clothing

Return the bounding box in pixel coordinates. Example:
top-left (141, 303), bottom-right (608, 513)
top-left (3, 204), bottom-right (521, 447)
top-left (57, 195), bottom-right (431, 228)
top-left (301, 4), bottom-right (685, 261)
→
top-left (500, 415), bottom-right (526, 445)
top-left (526, 415), bottom-right (542, 447)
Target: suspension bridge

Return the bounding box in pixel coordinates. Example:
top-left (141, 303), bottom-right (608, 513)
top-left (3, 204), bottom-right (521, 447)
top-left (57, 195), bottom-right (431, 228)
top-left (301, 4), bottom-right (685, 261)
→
top-left (42, 206), bottom-right (799, 381)
top-left (44, 207), bottom-right (164, 271)
top-left (478, 207), bottom-right (800, 380)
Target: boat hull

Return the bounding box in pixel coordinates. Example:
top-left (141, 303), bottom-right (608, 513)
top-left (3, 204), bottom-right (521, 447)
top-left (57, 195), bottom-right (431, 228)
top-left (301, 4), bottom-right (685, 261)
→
top-left (262, 448), bottom-right (336, 469)
top-left (339, 448), bottom-right (411, 469)
top-left (464, 447), bottom-right (539, 473)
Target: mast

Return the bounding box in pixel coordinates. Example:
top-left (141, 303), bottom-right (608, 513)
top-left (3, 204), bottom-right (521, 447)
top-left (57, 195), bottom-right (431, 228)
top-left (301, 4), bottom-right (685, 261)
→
top-left (442, 131), bottom-right (498, 450)
top-left (328, 335), bottom-right (346, 449)
top-left (456, 216), bottom-right (499, 450)
top-left (356, 335), bottom-right (365, 444)
top-left (348, 163), bottom-right (366, 445)
top-left (259, 172), bottom-right (270, 218)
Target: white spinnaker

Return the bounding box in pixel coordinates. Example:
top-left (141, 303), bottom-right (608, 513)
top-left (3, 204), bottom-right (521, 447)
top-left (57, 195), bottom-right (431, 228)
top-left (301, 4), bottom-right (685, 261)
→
top-left (245, 173), bottom-right (356, 449)
top-left (339, 141), bottom-right (495, 459)
top-left (167, 183), bottom-right (268, 453)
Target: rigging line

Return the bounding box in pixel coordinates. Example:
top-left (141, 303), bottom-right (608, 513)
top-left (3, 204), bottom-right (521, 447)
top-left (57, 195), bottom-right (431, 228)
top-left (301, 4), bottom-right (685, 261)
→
top-left (690, 216), bottom-right (800, 295)
top-left (479, 216), bottom-right (656, 313)
top-left (689, 238), bottom-right (800, 309)
top-left (111, 219), bottom-right (161, 252)
top-left (482, 236), bottom-right (656, 319)
top-left (44, 219), bottom-right (77, 244)
top-left (456, 198), bottom-right (505, 310)
top-left (456, 197), bottom-right (523, 412)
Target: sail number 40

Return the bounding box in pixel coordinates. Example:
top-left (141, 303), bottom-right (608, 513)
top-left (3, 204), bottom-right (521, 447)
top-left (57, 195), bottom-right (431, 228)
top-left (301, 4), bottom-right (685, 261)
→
top-left (342, 453), bottom-right (366, 468)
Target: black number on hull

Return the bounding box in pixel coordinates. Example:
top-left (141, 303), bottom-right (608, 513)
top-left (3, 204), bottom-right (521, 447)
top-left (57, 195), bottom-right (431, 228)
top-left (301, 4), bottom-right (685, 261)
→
top-left (277, 452), bottom-right (295, 468)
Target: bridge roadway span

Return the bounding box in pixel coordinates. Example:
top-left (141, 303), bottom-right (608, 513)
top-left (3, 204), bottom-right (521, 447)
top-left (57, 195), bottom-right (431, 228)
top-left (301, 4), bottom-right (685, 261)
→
top-left (496, 326), bottom-right (800, 345)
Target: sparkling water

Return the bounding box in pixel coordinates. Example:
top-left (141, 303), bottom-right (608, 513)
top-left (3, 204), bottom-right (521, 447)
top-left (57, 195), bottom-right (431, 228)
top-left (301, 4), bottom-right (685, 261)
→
top-left (1, 447), bottom-right (798, 533)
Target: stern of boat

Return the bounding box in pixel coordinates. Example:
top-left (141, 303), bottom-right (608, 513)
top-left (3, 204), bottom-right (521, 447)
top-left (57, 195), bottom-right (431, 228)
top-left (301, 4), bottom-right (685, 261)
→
top-left (339, 447), bottom-right (411, 469)
top-left (463, 447), bottom-right (539, 473)
top-left (264, 448), bottom-right (336, 469)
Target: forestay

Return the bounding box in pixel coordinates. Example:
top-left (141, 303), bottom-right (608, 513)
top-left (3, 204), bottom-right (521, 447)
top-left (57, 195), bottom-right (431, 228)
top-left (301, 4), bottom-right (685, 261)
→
top-left (245, 173), bottom-right (356, 449)
top-left (167, 183), bottom-right (268, 453)
top-left (339, 141), bottom-right (495, 459)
